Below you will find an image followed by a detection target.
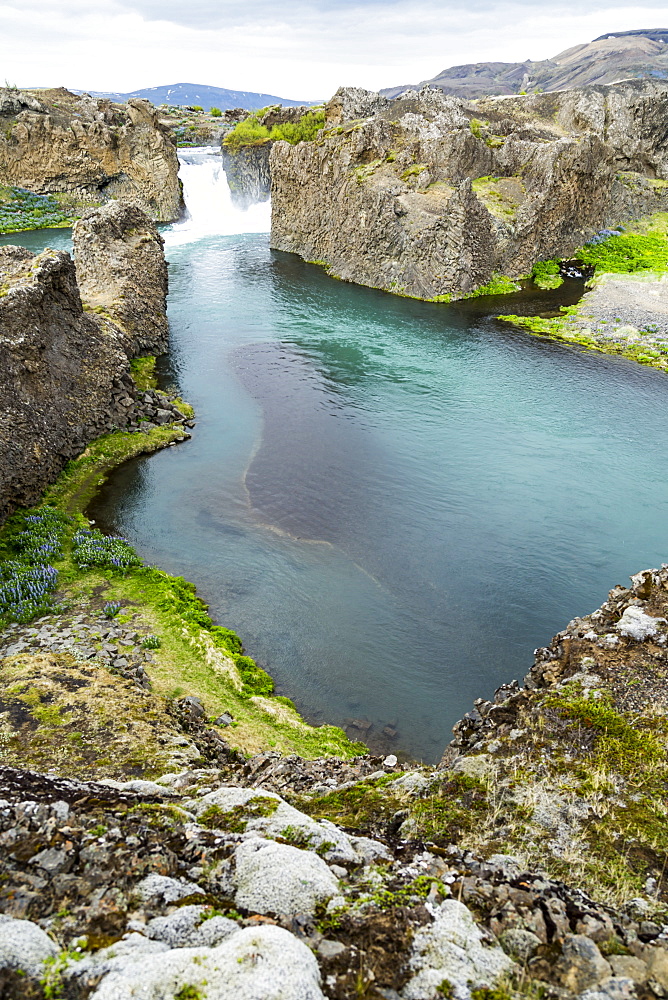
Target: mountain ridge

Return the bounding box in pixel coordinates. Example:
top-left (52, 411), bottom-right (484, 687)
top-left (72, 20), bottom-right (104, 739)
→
top-left (72, 81), bottom-right (316, 111)
top-left (381, 28), bottom-right (668, 99)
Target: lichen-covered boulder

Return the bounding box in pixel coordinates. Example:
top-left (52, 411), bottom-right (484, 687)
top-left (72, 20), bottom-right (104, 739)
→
top-left (234, 837), bottom-right (340, 916)
top-left (0, 914), bottom-right (58, 978)
top-left (402, 899), bottom-right (515, 999)
top-left (192, 785), bottom-right (358, 861)
top-left (145, 905), bottom-right (238, 948)
top-left (82, 925), bottom-right (325, 999)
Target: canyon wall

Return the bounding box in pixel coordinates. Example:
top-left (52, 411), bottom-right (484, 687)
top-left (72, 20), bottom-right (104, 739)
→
top-left (0, 88), bottom-right (182, 221)
top-left (270, 80), bottom-right (668, 299)
top-left (0, 203), bottom-right (169, 521)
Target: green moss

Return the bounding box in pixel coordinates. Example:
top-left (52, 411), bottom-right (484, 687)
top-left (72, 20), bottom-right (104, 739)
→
top-left (129, 356), bottom-right (157, 390)
top-left (469, 120), bottom-right (505, 148)
top-left (301, 780), bottom-right (402, 830)
top-left (547, 689), bottom-right (665, 777)
top-left (175, 987), bottom-right (204, 1000)
top-left (355, 159), bottom-right (383, 183)
top-left (464, 275), bottom-right (521, 298)
top-left (199, 795), bottom-right (278, 832)
top-left (531, 260), bottom-right (563, 290)
top-left (497, 312), bottom-right (668, 374)
top-left (401, 163), bottom-right (427, 182)
top-left (577, 232), bottom-right (668, 274)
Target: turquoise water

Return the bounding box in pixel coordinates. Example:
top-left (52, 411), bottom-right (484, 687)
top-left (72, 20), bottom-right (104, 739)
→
top-left (5, 226), bottom-right (668, 762)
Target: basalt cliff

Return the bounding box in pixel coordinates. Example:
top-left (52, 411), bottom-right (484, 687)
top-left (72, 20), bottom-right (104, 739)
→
top-left (270, 80), bottom-right (668, 300)
top-left (0, 201), bottom-right (188, 522)
top-left (0, 88), bottom-right (182, 221)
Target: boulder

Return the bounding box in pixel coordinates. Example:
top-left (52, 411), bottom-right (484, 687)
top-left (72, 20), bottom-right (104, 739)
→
top-left (234, 838), bottom-right (340, 916)
top-left (0, 914), bottom-right (58, 979)
top-left (82, 925), bottom-right (326, 1000)
top-left (402, 899), bottom-right (515, 999)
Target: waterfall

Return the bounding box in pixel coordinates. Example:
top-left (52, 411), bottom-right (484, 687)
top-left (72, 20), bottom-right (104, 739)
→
top-left (164, 147), bottom-right (271, 247)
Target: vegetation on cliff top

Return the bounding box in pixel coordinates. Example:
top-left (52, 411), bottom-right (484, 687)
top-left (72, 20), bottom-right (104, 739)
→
top-left (0, 186), bottom-right (76, 234)
top-left (223, 108), bottom-right (325, 148)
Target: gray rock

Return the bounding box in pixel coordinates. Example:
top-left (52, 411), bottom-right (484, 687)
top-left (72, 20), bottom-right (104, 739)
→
top-left (135, 874), bottom-right (205, 904)
top-left (556, 934), bottom-right (612, 992)
top-left (29, 847), bottom-right (67, 873)
top-left (145, 906), bottom-right (239, 948)
top-left (0, 914), bottom-right (58, 978)
top-left (402, 899), bottom-right (515, 1000)
top-left (579, 978), bottom-right (638, 1000)
top-left (609, 955), bottom-right (649, 983)
top-left (499, 927), bottom-right (541, 962)
top-left (234, 838), bottom-right (340, 916)
top-left (85, 925), bottom-right (325, 999)
top-left (318, 939), bottom-right (347, 959)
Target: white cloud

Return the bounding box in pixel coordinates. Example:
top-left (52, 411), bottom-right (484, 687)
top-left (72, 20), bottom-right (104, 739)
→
top-left (0, 0), bottom-right (666, 99)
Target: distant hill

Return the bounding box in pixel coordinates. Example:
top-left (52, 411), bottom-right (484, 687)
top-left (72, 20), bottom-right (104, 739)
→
top-left (381, 28), bottom-right (668, 99)
top-left (74, 82), bottom-right (315, 111)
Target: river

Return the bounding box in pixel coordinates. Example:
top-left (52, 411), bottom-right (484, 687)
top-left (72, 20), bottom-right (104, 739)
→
top-left (4, 148), bottom-right (668, 762)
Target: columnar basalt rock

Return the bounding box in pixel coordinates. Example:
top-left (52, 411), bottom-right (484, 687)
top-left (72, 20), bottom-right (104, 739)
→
top-left (0, 88), bottom-right (182, 221)
top-left (270, 80), bottom-right (668, 300)
top-left (0, 203), bottom-right (170, 521)
top-left (221, 144), bottom-right (271, 209)
top-left (73, 201), bottom-right (169, 357)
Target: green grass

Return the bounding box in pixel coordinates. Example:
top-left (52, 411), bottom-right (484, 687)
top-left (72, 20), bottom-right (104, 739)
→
top-left (129, 356), bottom-right (158, 390)
top-left (578, 232), bottom-right (668, 274)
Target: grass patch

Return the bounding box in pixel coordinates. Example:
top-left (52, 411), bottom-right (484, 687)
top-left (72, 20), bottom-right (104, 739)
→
top-left (129, 356), bottom-right (157, 390)
top-left (577, 232), bottom-right (668, 274)
top-left (531, 260), bottom-right (563, 290)
top-left (464, 275), bottom-right (521, 298)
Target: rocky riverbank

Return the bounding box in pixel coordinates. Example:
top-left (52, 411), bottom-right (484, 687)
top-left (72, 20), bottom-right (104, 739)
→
top-left (498, 270), bottom-right (668, 374)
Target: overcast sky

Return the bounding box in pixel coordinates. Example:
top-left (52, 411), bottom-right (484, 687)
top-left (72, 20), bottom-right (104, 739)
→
top-left (2, 0), bottom-right (667, 100)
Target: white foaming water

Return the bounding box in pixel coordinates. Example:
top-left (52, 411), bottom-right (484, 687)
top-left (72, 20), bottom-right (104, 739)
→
top-left (164, 147), bottom-right (271, 247)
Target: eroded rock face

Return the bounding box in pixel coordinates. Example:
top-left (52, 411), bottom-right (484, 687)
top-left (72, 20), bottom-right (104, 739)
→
top-left (0, 247), bottom-right (134, 520)
top-left (0, 203), bottom-right (170, 521)
top-left (270, 80), bottom-right (668, 299)
top-left (73, 201), bottom-right (169, 357)
top-left (0, 88), bottom-right (182, 221)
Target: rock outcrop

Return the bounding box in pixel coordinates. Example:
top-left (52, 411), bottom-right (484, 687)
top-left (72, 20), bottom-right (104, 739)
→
top-left (0, 202), bottom-right (170, 521)
top-left (0, 88), bottom-right (182, 221)
top-left (73, 202), bottom-right (169, 357)
top-left (270, 80), bottom-right (668, 300)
